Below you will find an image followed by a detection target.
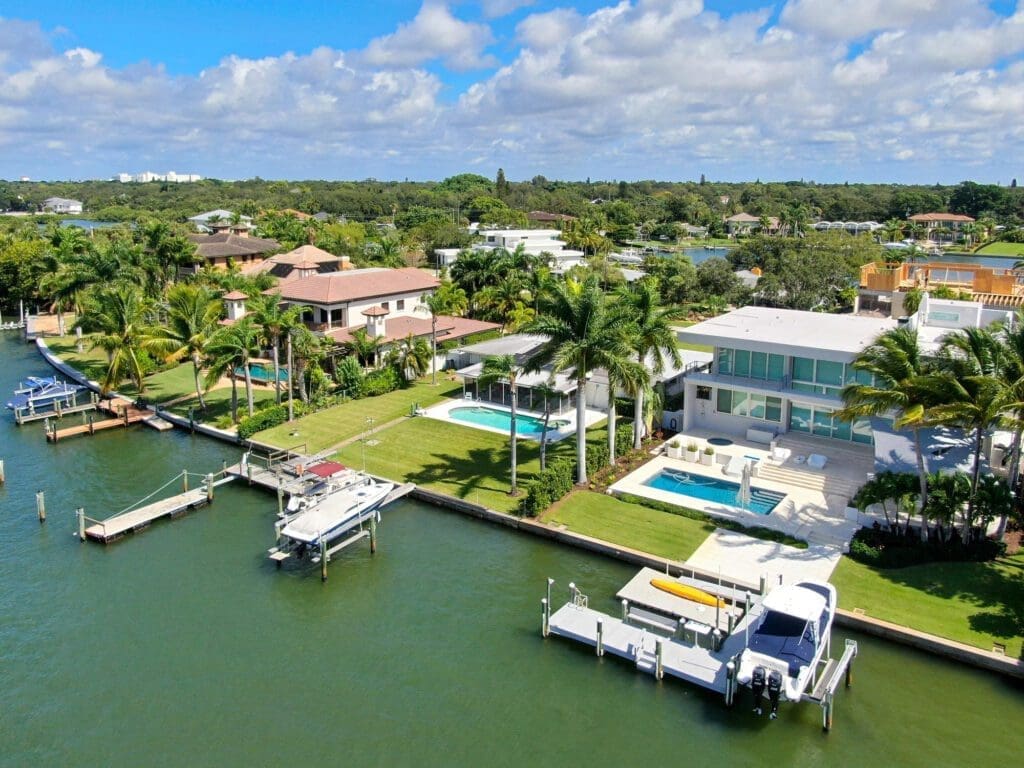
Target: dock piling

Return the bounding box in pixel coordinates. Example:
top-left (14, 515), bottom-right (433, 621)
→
top-left (77, 507), bottom-right (85, 541)
top-left (655, 639), bottom-right (664, 679)
top-left (621, 598), bottom-right (629, 621)
top-left (206, 473), bottom-right (214, 503)
top-left (182, 470), bottom-right (188, 492)
top-left (369, 517), bottom-right (378, 553)
top-left (0, 458), bottom-right (5, 485)
top-left (277, 482), bottom-right (284, 516)
top-left (320, 536), bottom-right (328, 582)
top-left (725, 661), bottom-right (736, 707)
top-left (596, 618), bottom-right (604, 657)
top-left (541, 598), bottom-right (549, 637)
top-left (36, 490), bottom-right (46, 523)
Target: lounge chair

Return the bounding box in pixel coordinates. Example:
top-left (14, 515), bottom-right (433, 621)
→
top-left (807, 453), bottom-right (828, 470)
top-left (723, 454), bottom-right (746, 477)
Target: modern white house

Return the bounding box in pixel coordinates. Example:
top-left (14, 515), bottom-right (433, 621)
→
top-left (188, 209), bottom-right (253, 232)
top-left (435, 228), bottom-right (585, 270)
top-left (675, 296), bottom-right (1014, 450)
top-left (41, 197), bottom-right (83, 214)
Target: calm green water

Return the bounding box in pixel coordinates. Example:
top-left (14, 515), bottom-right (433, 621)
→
top-left (1, 332), bottom-right (1022, 766)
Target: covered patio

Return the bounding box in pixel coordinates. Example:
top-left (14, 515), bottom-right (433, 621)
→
top-left (456, 364), bottom-right (578, 415)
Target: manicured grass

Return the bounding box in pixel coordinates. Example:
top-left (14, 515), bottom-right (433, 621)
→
top-left (975, 242), bottom-right (1024, 258)
top-left (253, 380), bottom-right (464, 452)
top-left (330, 417), bottom-right (607, 514)
top-left (675, 320), bottom-right (713, 353)
top-left (831, 553), bottom-right (1024, 658)
top-left (166, 386), bottom-right (278, 424)
top-left (44, 336), bottom-right (111, 383)
top-left (542, 491), bottom-right (714, 561)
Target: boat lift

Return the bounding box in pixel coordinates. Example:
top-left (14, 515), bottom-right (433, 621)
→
top-left (542, 573), bottom-right (858, 731)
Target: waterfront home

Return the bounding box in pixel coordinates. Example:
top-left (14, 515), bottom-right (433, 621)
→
top-left (435, 228), bottom-right (585, 270)
top-left (908, 212), bottom-right (975, 241)
top-left (811, 220), bottom-right (884, 235)
top-left (725, 213), bottom-right (778, 236)
top-left (675, 295), bottom-right (1013, 453)
top-left (41, 197), bottom-right (83, 214)
top-left (241, 244), bottom-right (352, 283)
top-left (184, 232), bottom-right (280, 272)
top-left (527, 211), bottom-right (577, 225)
top-left (188, 209), bottom-right (253, 233)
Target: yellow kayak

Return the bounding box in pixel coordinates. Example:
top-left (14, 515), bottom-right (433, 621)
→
top-left (650, 578), bottom-right (725, 608)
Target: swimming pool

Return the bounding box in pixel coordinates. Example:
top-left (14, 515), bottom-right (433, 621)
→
top-left (643, 468), bottom-right (785, 515)
top-left (449, 406), bottom-right (568, 438)
top-left (234, 364), bottom-right (288, 383)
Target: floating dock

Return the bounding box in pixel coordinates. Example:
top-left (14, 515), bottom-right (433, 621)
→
top-left (80, 471), bottom-right (234, 544)
top-left (46, 398), bottom-right (152, 442)
top-left (541, 570), bottom-right (857, 731)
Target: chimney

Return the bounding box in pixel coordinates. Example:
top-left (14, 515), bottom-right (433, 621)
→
top-left (223, 291), bottom-right (248, 321)
top-left (362, 305), bottom-right (390, 339)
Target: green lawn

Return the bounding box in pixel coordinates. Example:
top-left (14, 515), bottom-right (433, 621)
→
top-left (975, 242), bottom-right (1024, 258)
top-left (831, 553), bottom-right (1024, 658)
top-left (165, 385), bottom-right (278, 424)
top-left (330, 417), bottom-right (607, 514)
top-left (253, 380), bottom-right (463, 452)
top-left (44, 336), bottom-right (111, 383)
top-left (675, 320), bottom-right (713, 353)
top-left (542, 491), bottom-right (714, 561)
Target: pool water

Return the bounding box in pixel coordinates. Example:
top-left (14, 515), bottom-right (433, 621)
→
top-left (644, 468), bottom-right (785, 515)
top-left (234, 364), bottom-right (288, 383)
top-left (449, 405), bottom-right (568, 437)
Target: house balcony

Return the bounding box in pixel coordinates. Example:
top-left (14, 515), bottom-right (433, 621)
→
top-left (684, 370), bottom-right (845, 410)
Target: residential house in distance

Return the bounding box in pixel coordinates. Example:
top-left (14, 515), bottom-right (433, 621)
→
top-left (812, 220), bottom-right (884, 235)
top-left (724, 212), bottom-right (777, 236)
top-left (184, 231), bottom-right (280, 272)
top-left (241, 244), bottom-right (353, 284)
top-left (273, 267), bottom-right (498, 350)
top-left (908, 212), bottom-right (975, 241)
top-left (435, 228), bottom-right (585, 270)
top-left (188, 209), bottom-right (254, 233)
top-left (527, 211), bottom-right (577, 225)
top-left (41, 197), bottom-right (83, 214)
top-left (676, 297), bottom-right (1013, 469)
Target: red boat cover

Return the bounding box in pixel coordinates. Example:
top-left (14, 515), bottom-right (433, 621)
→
top-left (308, 461), bottom-right (347, 478)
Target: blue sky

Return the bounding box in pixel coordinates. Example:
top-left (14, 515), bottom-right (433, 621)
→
top-left (2, 1), bottom-right (1023, 183)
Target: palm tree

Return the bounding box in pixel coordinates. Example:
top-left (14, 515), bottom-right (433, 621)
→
top-left (477, 354), bottom-right (522, 495)
top-left (603, 356), bottom-right (649, 466)
top-left (615, 280), bottom-right (683, 450)
top-left (248, 292), bottom-right (306, 404)
top-left (837, 327), bottom-right (935, 520)
top-left (345, 327), bottom-right (384, 370)
top-left (420, 290), bottom-right (461, 385)
top-left (995, 313), bottom-right (1024, 537)
top-left (477, 273), bottom-right (530, 332)
top-left (205, 318), bottom-right (259, 421)
top-left (76, 284), bottom-right (152, 394)
top-left (388, 334), bottom-right (431, 381)
top-left (883, 218), bottom-right (905, 243)
top-left (143, 284), bottom-right (222, 409)
top-left (523, 276), bottom-right (634, 485)
top-left (531, 379), bottom-right (559, 471)
top-left (290, 325), bottom-right (322, 403)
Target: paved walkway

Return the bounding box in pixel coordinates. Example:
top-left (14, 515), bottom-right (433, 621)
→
top-left (685, 528), bottom-right (843, 587)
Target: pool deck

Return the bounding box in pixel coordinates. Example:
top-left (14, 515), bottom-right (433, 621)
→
top-left (609, 430), bottom-right (875, 548)
top-left (422, 398), bottom-right (605, 442)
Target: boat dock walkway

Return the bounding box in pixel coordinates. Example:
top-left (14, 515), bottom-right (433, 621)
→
top-left (14, 392), bottom-right (100, 425)
top-left (81, 470), bottom-right (235, 544)
top-left (46, 398), bottom-right (161, 442)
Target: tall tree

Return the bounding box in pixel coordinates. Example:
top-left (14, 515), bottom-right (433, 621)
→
top-left (143, 284), bottom-right (222, 409)
top-left (615, 279), bottom-right (683, 450)
top-left (524, 276), bottom-right (633, 485)
top-left (838, 327), bottom-right (935, 521)
top-left (477, 354), bottom-right (521, 495)
top-left (205, 317), bottom-right (259, 421)
top-left (248, 292), bottom-right (306, 404)
top-left (76, 284), bottom-right (153, 394)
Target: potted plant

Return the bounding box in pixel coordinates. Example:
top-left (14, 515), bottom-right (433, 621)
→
top-left (700, 445), bottom-right (715, 466)
top-left (666, 439), bottom-right (683, 459)
top-left (685, 442), bottom-right (699, 462)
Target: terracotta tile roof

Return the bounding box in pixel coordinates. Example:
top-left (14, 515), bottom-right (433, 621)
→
top-left (362, 305), bottom-right (390, 316)
top-left (528, 211), bottom-right (577, 222)
top-left (325, 315), bottom-right (499, 345)
top-left (909, 213), bottom-right (975, 223)
top-left (222, 290), bottom-right (248, 300)
top-left (187, 232), bottom-right (280, 259)
top-left (276, 267), bottom-right (439, 305)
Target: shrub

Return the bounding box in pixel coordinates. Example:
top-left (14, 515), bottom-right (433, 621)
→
top-left (361, 366), bottom-right (400, 397)
top-left (238, 405), bottom-right (289, 439)
top-left (334, 356), bottom-right (364, 396)
top-left (846, 526), bottom-right (1005, 568)
top-left (518, 457), bottom-right (574, 517)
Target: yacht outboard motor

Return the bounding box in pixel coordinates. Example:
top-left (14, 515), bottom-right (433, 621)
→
top-left (751, 666), bottom-right (767, 715)
top-left (767, 670), bottom-right (783, 720)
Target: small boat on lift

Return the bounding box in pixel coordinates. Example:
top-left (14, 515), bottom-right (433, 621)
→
top-left (736, 580), bottom-right (836, 719)
top-left (7, 377), bottom-right (83, 410)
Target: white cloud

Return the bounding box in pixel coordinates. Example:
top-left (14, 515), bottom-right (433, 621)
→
top-left (360, 3), bottom-right (496, 71)
top-left (0, 3), bottom-right (1023, 182)
top-left (478, 0), bottom-right (535, 19)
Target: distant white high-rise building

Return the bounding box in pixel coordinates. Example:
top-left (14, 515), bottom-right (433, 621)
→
top-left (115, 171), bottom-right (203, 183)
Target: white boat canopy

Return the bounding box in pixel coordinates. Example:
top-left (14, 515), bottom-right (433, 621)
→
top-left (761, 584), bottom-right (827, 623)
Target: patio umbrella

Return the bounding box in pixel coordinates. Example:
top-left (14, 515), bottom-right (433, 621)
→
top-left (739, 460), bottom-right (752, 509)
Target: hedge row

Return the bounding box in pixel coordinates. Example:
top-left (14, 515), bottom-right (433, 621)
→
top-left (847, 525), bottom-right (1004, 568)
top-left (518, 422), bottom-right (635, 517)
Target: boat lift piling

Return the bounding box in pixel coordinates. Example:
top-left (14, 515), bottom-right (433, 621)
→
top-left (36, 490), bottom-right (46, 523)
top-left (0, 458), bottom-right (5, 485)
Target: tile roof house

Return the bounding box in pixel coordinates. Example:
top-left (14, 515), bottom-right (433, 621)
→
top-left (185, 232), bottom-right (280, 272)
top-left (41, 197), bottom-right (83, 214)
top-left (241, 244), bottom-right (352, 283)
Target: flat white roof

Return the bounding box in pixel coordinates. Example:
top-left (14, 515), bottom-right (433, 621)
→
top-left (677, 307), bottom-right (896, 359)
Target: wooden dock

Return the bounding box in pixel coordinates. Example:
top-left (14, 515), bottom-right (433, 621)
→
top-left (47, 398), bottom-right (151, 442)
top-left (14, 393), bottom-right (99, 425)
top-left (84, 487), bottom-right (212, 543)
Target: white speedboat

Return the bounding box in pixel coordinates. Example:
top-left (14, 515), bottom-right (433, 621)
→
top-left (736, 580), bottom-right (836, 719)
top-left (278, 475), bottom-right (395, 551)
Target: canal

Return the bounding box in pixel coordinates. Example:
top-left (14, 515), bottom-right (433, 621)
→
top-left (0, 332), bottom-right (1022, 765)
